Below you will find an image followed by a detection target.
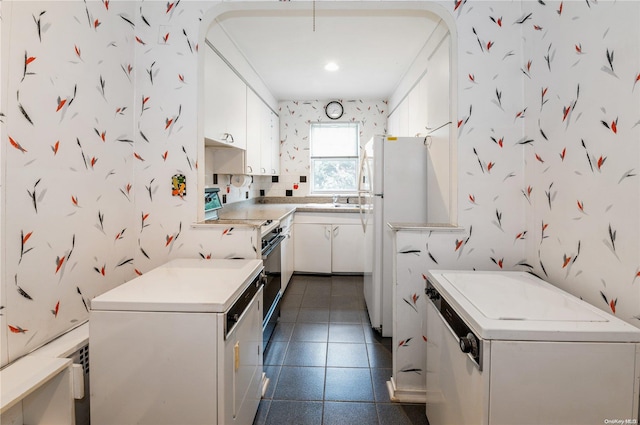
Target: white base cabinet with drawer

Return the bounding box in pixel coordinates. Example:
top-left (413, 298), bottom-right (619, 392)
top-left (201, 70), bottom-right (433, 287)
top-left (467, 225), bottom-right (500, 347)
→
top-left (293, 213), bottom-right (367, 274)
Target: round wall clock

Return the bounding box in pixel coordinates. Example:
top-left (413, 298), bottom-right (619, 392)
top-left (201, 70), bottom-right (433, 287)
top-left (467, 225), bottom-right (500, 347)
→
top-left (325, 101), bottom-right (344, 120)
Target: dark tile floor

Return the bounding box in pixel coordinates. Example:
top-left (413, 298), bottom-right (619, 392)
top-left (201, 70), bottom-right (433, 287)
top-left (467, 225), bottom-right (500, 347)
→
top-left (253, 274), bottom-right (429, 425)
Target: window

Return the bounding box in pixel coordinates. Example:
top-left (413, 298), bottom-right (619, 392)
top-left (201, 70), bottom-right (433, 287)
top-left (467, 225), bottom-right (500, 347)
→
top-left (309, 123), bottom-right (360, 194)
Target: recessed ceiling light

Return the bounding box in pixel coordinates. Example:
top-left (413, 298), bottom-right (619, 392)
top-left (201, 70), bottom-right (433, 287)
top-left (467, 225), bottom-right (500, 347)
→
top-left (324, 62), bottom-right (339, 72)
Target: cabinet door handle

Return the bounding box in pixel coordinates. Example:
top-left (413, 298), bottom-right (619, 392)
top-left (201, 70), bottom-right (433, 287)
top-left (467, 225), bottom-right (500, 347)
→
top-left (224, 133), bottom-right (235, 144)
top-left (325, 226), bottom-right (331, 240)
top-left (247, 166), bottom-right (253, 173)
top-left (261, 167), bottom-right (266, 173)
top-left (333, 226), bottom-right (339, 238)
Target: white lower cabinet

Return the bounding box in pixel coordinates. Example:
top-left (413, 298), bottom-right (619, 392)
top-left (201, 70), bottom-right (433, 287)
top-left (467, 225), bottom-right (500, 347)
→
top-left (331, 224), bottom-right (367, 273)
top-left (294, 223), bottom-right (332, 273)
top-left (293, 213), bottom-right (365, 274)
top-left (281, 215), bottom-right (295, 292)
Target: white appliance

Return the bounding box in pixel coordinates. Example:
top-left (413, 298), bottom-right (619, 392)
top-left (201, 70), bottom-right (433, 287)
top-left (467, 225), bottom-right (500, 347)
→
top-left (90, 259), bottom-right (264, 425)
top-left (359, 136), bottom-right (430, 337)
top-left (424, 270), bottom-right (640, 425)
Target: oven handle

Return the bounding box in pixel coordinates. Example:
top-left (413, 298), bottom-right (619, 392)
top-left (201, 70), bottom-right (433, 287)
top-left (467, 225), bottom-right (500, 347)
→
top-left (261, 234), bottom-right (285, 258)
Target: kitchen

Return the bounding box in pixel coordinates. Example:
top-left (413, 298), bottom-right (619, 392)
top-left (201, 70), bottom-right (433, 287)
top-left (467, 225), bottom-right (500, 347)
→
top-left (1, 1), bottom-right (639, 425)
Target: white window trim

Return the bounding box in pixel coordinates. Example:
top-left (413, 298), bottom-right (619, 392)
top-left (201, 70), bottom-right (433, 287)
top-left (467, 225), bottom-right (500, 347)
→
top-left (309, 122), bottom-right (361, 195)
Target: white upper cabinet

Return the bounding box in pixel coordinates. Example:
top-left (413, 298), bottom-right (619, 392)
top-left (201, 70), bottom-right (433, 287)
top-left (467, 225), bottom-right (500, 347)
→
top-left (204, 47), bottom-right (247, 150)
top-left (246, 89), bottom-right (280, 176)
top-left (245, 90), bottom-right (262, 174)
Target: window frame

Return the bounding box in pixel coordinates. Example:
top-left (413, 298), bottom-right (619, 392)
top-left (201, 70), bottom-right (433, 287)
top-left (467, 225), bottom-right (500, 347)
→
top-left (309, 122), bottom-right (361, 195)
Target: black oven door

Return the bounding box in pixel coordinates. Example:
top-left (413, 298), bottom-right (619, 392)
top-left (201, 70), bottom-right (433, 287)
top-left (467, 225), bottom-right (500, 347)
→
top-left (262, 234), bottom-right (285, 350)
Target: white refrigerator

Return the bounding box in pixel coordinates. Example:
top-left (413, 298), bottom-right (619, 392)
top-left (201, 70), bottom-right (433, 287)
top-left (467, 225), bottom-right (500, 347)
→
top-left (359, 136), bottom-right (431, 337)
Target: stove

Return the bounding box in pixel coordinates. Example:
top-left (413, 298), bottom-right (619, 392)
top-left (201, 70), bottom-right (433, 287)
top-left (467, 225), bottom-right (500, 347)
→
top-left (260, 219), bottom-right (280, 238)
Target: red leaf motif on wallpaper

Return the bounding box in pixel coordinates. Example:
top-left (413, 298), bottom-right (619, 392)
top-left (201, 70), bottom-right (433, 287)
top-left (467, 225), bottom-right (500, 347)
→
top-left (468, 74), bottom-right (475, 82)
top-left (486, 41), bottom-right (494, 51)
top-left (454, 0), bottom-right (463, 11)
top-left (533, 25), bottom-right (543, 31)
top-left (562, 255), bottom-right (572, 268)
top-left (165, 235), bottom-right (174, 247)
top-left (515, 108), bottom-right (526, 120)
top-left (222, 228), bottom-right (234, 237)
top-left (71, 196), bottom-right (79, 207)
top-left (51, 301), bottom-right (60, 318)
top-left (103, 0), bottom-right (109, 10)
top-left (95, 128), bottom-right (106, 142)
top-left (487, 162), bottom-right (495, 172)
top-left (8, 325), bottom-right (28, 334)
top-left (560, 147), bottom-right (566, 161)
top-left (162, 151), bottom-right (168, 161)
top-left (94, 19), bottom-right (101, 29)
top-left (575, 44), bottom-right (582, 54)
top-left (398, 337), bottom-right (413, 347)
top-left (178, 74), bottom-right (184, 83)
top-left (562, 105), bottom-right (571, 122)
top-left (601, 119), bottom-right (618, 134)
top-left (535, 153), bottom-right (544, 163)
top-left (454, 239), bottom-right (464, 251)
top-left (74, 45), bottom-right (81, 58)
top-left (25, 56), bottom-right (36, 66)
top-left (609, 299), bottom-right (617, 314)
top-left (514, 231), bottom-right (527, 242)
top-left (134, 152), bottom-right (145, 161)
top-left (421, 274), bottom-right (427, 281)
top-left (90, 157), bottom-right (98, 168)
top-left (9, 136), bottom-right (28, 153)
top-left (135, 269), bottom-right (143, 276)
top-left (56, 97), bottom-right (67, 112)
top-left (577, 200), bottom-right (584, 213)
top-left (165, 118), bottom-right (173, 129)
top-left (557, 1), bottom-right (563, 15)
top-left (135, 36), bottom-right (146, 45)
top-left (52, 140), bottom-right (60, 155)
top-left (22, 231), bottom-right (33, 245)
top-left (163, 33), bottom-right (170, 43)
top-left (55, 256), bottom-right (65, 274)
top-left (423, 335), bottom-right (428, 342)
top-left (597, 156), bottom-right (606, 170)
top-left (167, 2), bottom-right (175, 13)
top-left (634, 73), bottom-right (640, 91)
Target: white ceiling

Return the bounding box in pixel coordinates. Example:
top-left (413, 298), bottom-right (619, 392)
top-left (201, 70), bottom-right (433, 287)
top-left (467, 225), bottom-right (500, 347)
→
top-left (211, 5), bottom-right (441, 101)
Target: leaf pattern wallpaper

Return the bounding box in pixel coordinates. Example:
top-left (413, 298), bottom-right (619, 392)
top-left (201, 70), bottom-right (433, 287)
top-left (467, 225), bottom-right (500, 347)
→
top-left (0, 0), bottom-right (638, 378)
top-left (271, 99), bottom-right (389, 197)
top-left (392, 0), bottom-right (640, 395)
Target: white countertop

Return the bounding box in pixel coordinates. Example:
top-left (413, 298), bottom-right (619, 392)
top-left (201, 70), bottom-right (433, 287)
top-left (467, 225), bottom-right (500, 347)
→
top-left (91, 259), bottom-right (263, 313)
top-left (427, 270), bottom-right (640, 342)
